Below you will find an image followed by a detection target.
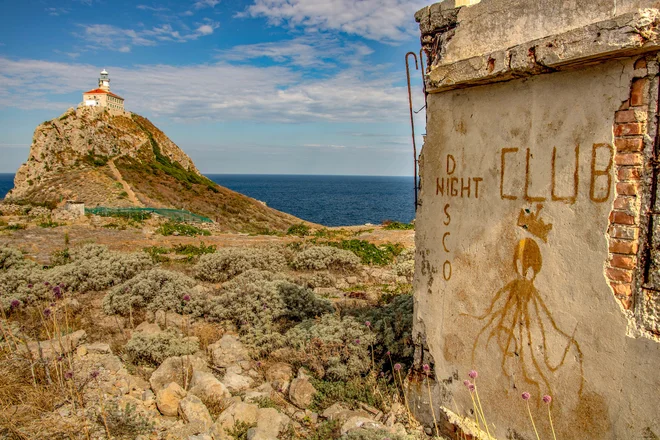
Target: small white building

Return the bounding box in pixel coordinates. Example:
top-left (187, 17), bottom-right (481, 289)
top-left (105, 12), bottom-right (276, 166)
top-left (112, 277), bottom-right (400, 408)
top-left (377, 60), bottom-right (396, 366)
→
top-left (82, 69), bottom-right (125, 111)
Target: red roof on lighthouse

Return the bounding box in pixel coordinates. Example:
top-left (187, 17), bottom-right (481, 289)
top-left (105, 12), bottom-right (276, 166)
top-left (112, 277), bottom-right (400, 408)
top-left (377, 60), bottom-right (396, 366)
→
top-left (83, 88), bottom-right (124, 100)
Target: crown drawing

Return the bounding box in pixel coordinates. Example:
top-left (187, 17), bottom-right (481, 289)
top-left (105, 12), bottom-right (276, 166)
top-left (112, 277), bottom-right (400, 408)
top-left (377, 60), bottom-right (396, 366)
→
top-left (517, 204), bottom-right (552, 242)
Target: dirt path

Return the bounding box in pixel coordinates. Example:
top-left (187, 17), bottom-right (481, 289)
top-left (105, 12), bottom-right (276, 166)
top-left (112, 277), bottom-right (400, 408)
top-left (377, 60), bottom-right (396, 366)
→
top-left (108, 159), bottom-right (142, 206)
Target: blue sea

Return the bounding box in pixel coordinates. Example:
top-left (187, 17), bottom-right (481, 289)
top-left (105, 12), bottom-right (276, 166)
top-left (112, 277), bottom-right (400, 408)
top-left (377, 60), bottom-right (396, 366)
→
top-left (0, 173), bottom-right (416, 226)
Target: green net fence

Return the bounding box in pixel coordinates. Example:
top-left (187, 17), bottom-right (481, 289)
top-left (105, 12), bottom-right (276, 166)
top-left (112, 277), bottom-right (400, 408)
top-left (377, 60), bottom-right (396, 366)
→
top-left (85, 207), bottom-right (213, 223)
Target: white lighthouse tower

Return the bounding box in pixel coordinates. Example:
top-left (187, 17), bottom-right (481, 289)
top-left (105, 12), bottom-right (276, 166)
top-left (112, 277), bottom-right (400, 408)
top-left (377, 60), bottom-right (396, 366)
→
top-left (99, 69), bottom-right (110, 91)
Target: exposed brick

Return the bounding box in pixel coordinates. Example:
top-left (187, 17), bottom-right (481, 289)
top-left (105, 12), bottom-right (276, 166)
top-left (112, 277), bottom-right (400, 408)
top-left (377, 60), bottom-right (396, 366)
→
top-left (615, 110), bottom-right (638, 123)
top-left (615, 153), bottom-right (643, 166)
top-left (615, 137), bottom-right (643, 152)
top-left (619, 100), bottom-right (631, 110)
top-left (610, 225), bottom-right (640, 240)
top-left (613, 196), bottom-right (635, 211)
top-left (634, 58), bottom-right (647, 70)
top-left (610, 210), bottom-right (636, 224)
top-left (610, 254), bottom-right (636, 270)
top-left (618, 297), bottom-right (633, 310)
top-left (611, 282), bottom-right (632, 297)
top-left (609, 239), bottom-right (638, 254)
top-left (614, 123), bottom-right (644, 136)
top-left (606, 267), bottom-right (633, 283)
top-left (630, 78), bottom-right (649, 106)
top-left (616, 182), bottom-right (640, 196)
top-left (617, 167), bottom-right (641, 181)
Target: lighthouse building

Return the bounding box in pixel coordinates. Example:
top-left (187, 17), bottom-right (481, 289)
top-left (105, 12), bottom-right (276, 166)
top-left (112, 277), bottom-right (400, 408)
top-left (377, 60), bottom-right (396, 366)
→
top-left (82, 69), bottom-right (125, 111)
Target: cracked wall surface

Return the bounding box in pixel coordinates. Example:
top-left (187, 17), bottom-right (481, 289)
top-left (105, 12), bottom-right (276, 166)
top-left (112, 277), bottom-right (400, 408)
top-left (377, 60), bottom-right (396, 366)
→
top-left (412, 1), bottom-right (660, 439)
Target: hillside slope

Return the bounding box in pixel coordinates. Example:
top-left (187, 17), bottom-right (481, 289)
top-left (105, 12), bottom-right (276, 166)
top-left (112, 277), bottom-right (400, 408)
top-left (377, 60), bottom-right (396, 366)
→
top-left (6, 107), bottom-right (302, 232)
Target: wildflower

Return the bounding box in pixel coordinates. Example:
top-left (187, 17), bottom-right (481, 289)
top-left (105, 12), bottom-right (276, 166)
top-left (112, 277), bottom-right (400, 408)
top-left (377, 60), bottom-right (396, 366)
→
top-left (543, 395), bottom-right (552, 404)
top-left (468, 384), bottom-right (475, 392)
top-left (64, 370), bottom-right (73, 380)
top-left (43, 308), bottom-right (52, 317)
top-left (522, 392), bottom-right (531, 401)
top-left (57, 355), bottom-right (63, 362)
top-left (468, 370), bottom-right (478, 379)
top-left (256, 361), bottom-right (262, 368)
top-left (44, 282), bottom-right (50, 287)
top-left (90, 370), bottom-right (99, 379)
top-left (423, 364), bottom-right (430, 372)
top-left (354, 339), bottom-right (360, 345)
top-left (365, 320), bottom-right (371, 327)
top-left (183, 294), bottom-right (191, 302)
top-left (10, 299), bottom-right (20, 309)
top-left (53, 286), bottom-right (62, 299)
top-left (27, 284), bottom-right (33, 289)
top-left (463, 380), bottom-right (471, 387)
top-left (394, 363), bottom-right (402, 371)
top-left (386, 351), bottom-right (391, 356)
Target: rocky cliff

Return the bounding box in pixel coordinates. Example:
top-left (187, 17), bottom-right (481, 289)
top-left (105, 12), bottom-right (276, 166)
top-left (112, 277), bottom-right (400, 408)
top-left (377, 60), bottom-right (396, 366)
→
top-left (6, 107), bottom-right (301, 232)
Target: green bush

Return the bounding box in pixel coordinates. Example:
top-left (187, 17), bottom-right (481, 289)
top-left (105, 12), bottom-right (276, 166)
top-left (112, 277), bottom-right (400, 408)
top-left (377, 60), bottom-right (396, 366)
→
top-left (286, 223), bottom-right (310, 237)
top-left (173, 242), bottom-right (216, 257)
top-left (124, 330), bottom-right (199, 366)
top-left (0, 247), bottom-right (27, 271)
top-left (324, 240), bottom-right (403, 266)
top-left (98, 401), bottom-right (154, 439)
top-left (309, 375), bottom-right (395, 413)
top-left (382, 221), bottom-right (414, 230)
top-left (156, 221), bottom-right (210, 237)
top-left (143, 246), bottom-right (170, 263)
top-left (291, 246), bottom-right (360, 272)
top-left (103, 269), bottom-right (201, 316)
top-left (392, 248), bottom-right (415, 279)
top-left (194, 247), bottom-right (287, 282)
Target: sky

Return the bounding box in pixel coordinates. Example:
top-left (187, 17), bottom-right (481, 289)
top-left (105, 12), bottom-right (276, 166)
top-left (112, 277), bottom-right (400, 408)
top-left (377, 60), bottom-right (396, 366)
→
top-left (0, 0), bottom-right (428, 176)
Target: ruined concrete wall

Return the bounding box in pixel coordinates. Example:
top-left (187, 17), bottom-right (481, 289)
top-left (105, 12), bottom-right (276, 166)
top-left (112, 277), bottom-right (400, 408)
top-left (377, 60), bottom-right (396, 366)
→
top-left (412, 1), bottom-right (660, 439)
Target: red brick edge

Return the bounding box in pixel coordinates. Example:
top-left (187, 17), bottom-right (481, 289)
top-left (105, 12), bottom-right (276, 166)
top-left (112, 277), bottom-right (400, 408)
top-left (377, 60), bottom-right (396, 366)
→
top-left (606, 57), bottom-right (652, 310)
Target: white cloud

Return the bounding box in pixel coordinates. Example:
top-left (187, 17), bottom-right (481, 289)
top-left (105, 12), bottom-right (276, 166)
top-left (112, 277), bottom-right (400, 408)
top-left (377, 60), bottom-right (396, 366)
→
top-left (0, 57), bottom-right (411, 123)
top-left (46, 7), bottom-right (70, 16)
top-left (136, 5), bottom-right (170, 12)
top-left (76, 21), bottom-right (219, 52)
top-left (218, 35), bottom-right (372, 67)
top-left (243, 0), bottom-right (427, 42)
top-left (194, 0), bottom-right (220, 9)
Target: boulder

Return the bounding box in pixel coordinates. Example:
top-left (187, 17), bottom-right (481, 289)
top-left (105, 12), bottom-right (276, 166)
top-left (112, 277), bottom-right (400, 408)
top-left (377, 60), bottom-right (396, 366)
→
top-left (246, 407), bottom-right (290, 440)
top-left (86, 342), bottom-right (112, 354)
top-left (150, 355), bottom-right (209, 393)
top-left (24, 329), bottom-right (86, 359)
top-left (288, 377), bottom-right (316, 409)
top-left (188, 370), bottom-right (231, 403)
top-left (322, 402), bottom-right (371, 424)
top-left (244, 383), bottom-right (274, 403)
top-left (178, 394), bottom-right (213, 431)
top-left (222, 370), bottom-right (254, 393)
top-left (134, 321), bottom-right (161, 335)
top-left (212, 402), bottom-right (259, 439)
top-left (157, 382), bottom-right (187, 417)
top-left (208, 334), bottom-right (249, 368)
top-left (340, 416), bottom-right (386, 436)
top-left (265, 362), bottom-right (293, 393)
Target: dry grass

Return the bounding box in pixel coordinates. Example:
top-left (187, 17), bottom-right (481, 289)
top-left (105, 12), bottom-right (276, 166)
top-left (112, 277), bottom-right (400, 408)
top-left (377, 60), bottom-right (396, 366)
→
top-left (191, 322), bottom-right (223, 351)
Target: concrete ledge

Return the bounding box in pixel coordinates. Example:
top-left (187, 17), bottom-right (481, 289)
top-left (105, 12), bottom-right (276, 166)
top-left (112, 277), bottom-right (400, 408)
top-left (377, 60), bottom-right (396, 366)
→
top-left (426, 10), bottom-right (660, 93)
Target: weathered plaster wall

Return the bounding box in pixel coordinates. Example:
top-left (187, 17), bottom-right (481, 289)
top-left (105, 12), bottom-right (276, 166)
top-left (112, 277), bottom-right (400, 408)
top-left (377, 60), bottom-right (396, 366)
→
top-left (414, 52), bottom-right (660, 440)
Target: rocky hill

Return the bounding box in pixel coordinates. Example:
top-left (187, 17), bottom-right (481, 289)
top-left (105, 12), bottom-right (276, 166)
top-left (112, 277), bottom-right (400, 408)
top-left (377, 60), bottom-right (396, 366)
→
top-left (6, 107), bottom-right (302, 232)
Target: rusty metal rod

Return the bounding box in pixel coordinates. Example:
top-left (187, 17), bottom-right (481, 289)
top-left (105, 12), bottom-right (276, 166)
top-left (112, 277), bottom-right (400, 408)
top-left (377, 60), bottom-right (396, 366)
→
top-left (406, 51), bottom-right (419, 209)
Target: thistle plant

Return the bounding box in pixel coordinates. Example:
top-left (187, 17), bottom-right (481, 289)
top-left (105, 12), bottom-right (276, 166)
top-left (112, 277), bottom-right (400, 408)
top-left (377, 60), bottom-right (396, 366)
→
top-left (522, 392), bottom-right (540, 440)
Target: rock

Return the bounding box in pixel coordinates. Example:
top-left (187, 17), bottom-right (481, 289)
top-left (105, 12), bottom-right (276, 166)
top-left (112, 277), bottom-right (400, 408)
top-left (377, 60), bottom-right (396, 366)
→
top-left (157, 382), bottom-right (187, 417)
top-left (135, 321), bottom-right (162, 335)
top-left (189, 370), bottom-right (231, 403)
top-left (346, 276), bottom-right (359, 284)
top-left (212, 402), bottom-right (259, 439)
top-left (86, 342), bottom-right (112, 353)
top-left (23, 329), bottom-right (86, 359)
top-left (244, 383), bottom-right (274, 403)
top-left (142, 389), bottom-right (155, 402)
top-left (265, 362), bottom-right (293, 393)
top-left (340, 416), bottom-right (386, 436)
top-left (156, 309), bottom-right (187, 329)
top-left (288, 377), bottom-right (316, 409)
top-left (150, 355), bottom-right (209, 393)
top-left (222, 370), bottom-right (254, 393)
top-left (188, 435), bottom-right (213, 440)
top-left (247, 407), bottom-right (290, 439)
top-left (209, 334), bottom-right (250, 368)
top-left (76, 345), bottom-right (88, 356)
top-left (322, 403), bottom-right (371, 424)
top-left (178, 394), bottom-right (213, 431)
top-left (99, 354), bottom-right (123, 373)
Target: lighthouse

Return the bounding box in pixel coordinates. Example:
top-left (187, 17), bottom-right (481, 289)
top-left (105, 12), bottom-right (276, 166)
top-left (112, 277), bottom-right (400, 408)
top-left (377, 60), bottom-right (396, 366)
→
top-left (82, 69), bottom-right (125, 112)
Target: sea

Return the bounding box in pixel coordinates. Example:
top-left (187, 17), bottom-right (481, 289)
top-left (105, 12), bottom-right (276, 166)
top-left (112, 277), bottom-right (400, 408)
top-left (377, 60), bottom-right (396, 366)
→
top-left (0, 173), bottom-right (416, 227)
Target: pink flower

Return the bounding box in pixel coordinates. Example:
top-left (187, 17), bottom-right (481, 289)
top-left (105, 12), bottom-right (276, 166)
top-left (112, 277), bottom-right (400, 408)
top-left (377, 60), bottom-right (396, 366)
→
top-left (468, 384), bottom-right (475, 392)
top-left (468, 370), bottom-right (478, 379)
top-left (422, 364), bottom-right (430, 372)
top-left (183, 294), bottom-right (191, 302)
top-left (365, 321), bottom-right (371, 327)
top-left (543, 395), bottom-right (552, 404)
top-left (394, 363), bottom-right (402, 371)
top-left (522, 392), bottom-right (531, 401)
top-left (463, 380), bottom-right (471, 387)
top-left (64, 371), bottom-right (73, 380)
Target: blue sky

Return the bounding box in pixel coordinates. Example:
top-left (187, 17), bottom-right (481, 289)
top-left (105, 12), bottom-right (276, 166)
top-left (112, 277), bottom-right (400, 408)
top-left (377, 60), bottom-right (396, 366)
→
top-left (0, 0), bottom-right (427, 175)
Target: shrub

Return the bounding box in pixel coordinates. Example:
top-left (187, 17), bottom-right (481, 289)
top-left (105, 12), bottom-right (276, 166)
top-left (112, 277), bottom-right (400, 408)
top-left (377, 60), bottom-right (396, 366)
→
top-left (309, 375), bottom-right (396, 413)
top-left (173, 242), bottom-right (216, 261)
top-left (143, 246), bottom-right (170, 263)
top-left (324, 240), bottom-right (404, 266)
top-left (302, 272), bottom-right (336, 289)
top-left (124, 330), bottom-right (199, 366)
top-left (279, 282), bottom-right (334, 322)
top-left (103, 269), bottom-right (201, 316)
top-left (285, 314), bottom-right (376, 380)
top-left (382, 220), bottom-right (414, 230)
top-left (98, 401), bottom-right (153, 439)
top-left (291, 246), bottom-right (360, 271)
top-left (194, 247), bottom-right (287, 282)
top-left (0, 246), bottom-right (27, 271)
top-left (286, 223), bottom-right (310, 237)
top-left (156, 221), bottom-right (210, 237)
